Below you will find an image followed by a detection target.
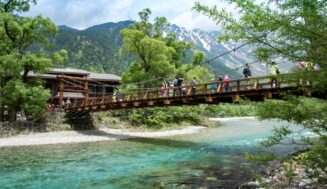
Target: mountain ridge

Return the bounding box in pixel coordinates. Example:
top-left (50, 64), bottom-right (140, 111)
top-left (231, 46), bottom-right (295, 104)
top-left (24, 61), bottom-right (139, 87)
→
top-left (55, 20), bottom-right (263, 78)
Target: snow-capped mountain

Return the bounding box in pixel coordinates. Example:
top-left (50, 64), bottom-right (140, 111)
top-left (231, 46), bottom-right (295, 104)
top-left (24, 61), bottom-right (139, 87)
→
top-left (165, 24), bottom-right (264, 77)
top-left (166, 24), bottom-right (292, 77)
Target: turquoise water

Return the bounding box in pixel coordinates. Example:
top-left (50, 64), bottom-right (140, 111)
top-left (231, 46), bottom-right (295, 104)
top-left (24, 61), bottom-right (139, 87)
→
top-left (0, 118), bottom-right (304, 188)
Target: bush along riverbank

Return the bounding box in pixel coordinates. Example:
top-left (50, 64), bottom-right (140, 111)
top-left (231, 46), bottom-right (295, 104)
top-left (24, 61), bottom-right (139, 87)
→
top-left (240, 151), bottom-right (327, 189)
top-left (93, 102), bottom-right (258, 130)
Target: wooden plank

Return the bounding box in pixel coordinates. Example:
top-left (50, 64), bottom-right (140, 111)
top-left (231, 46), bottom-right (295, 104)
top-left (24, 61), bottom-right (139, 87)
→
top-left (133, 102), bottom-right (140, 106)
top-left (164, 100), bottom-right (171, 105)
top-left (59, 78), bottom-right (64, 107)
top-left (182, 99), bottom-right (189, 103)
top-left (148, 101), bottom-right (155, 106)
top-left (265, 92), bottom-right (272, 99)
top-left (205, 96), bottom-right (213, 102)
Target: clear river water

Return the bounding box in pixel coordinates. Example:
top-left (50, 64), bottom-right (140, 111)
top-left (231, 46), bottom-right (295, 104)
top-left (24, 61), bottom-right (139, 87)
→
top-left (0, 118), bottom-right (305, 189)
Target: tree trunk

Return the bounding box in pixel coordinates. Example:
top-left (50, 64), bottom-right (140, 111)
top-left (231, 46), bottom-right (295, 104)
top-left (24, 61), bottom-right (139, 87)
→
top-left (0, 104), bottom-right (4, 122)
top-left (8, 108), bottom-right (17, 122)
top-left (0, 77), bottom-right (4, 122)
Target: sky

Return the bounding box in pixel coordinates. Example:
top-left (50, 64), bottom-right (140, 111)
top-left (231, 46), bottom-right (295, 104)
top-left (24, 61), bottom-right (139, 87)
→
top-left (24, 0), bottom-right (235, 31)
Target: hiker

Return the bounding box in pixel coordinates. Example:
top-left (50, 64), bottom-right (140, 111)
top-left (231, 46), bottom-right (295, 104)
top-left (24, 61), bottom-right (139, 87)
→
top-left (173, 77), bottom-right (179, 96)
top-left (160, 85), bottom-right (165, 96)
top-left (178, 77), bottom-right (183, 96)
top-left (270, 61), bottom-right (280, 88)
top-left (190, 77), bottom-right (197, 95)
top-left (313, 63), bottom-right (321, 72)
top-left (181, 81), bottom-right (187, 96)
top-left (209, 79), bottom-right (217, 93)
top-left (223, 75), bottom-right (230, 92)
top-left (243, 63), bottom-right (252, 78)
top-left (66, 98), bottom-right (71, 106)
top-left (218, 75), bottom-right (223, 82)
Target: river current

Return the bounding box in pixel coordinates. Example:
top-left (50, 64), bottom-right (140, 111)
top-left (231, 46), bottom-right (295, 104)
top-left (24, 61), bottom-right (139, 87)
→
top-left (0, 118), bottom-right (305, 188)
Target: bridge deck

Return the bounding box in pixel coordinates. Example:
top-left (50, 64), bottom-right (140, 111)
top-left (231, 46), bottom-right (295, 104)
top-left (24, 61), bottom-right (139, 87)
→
top-left (63, 76), bottom-right (306, 113)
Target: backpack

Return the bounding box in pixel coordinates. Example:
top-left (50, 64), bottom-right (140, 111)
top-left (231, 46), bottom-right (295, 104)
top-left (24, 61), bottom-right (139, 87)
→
top-left (243, 68), bottom-right (247, 75)
top-left (276, 68), bottom-right (280, 74)
top-left (173, 79), bottom-right (178, 86)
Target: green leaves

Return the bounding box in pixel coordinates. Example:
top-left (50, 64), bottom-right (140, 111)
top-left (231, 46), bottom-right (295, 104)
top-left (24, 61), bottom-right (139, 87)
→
top-left (120, 8), bottom-right (196, 88)
top-left (194, 0), bottom-right (327, 66)
top-left (0, 0), bottom-right (65, 121)
top-left (113, 106), bottom-right (202, 129)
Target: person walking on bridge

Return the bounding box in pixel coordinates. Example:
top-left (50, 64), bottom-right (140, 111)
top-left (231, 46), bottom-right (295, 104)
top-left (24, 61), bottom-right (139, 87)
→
top-left (223, 75), bottom-right (230, 92)
top-left (190, 77), bottom-right (197, 95)
top-left (243, 63), bottom-right (252, 78)
top-left (270, 61), bottom-right (279, 88)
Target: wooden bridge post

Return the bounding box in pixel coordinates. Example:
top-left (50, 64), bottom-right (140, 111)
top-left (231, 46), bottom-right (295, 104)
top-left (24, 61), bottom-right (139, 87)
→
top-left (59, 78), bottom-right (64, 107)
top-left (84, 77), bottom-right (89, 105)
top-left (217, 83), bottom-right (222, 92)
top-left (237, 80), bottom-right (240, 92)
top-left (205, 84), bottom-right (208, 94)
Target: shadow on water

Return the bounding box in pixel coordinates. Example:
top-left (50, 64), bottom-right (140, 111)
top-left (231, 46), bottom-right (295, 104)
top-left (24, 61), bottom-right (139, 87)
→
top-left (74, 128), bottom-right (261, 157)
top-left (75, 128), bottom-right (207, 149)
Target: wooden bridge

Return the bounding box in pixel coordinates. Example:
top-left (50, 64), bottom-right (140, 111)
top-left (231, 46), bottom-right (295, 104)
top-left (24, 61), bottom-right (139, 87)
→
top-left (60, 75), bottom-right (313, 113)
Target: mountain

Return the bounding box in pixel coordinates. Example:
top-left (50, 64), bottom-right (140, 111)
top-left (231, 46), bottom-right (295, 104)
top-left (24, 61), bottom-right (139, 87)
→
top-left (55, 21), bottom-right (133, 74)
top-left (55, 20), bottom-right (276, 78)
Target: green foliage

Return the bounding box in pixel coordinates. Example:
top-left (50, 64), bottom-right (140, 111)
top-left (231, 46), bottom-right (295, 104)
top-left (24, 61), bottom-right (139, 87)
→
top-left (120, 8), bottom-right (210, 88)
top-left (195, 0), bottom-right (327, 182)
top-left (112, 106), bottom-right (203, 129)
top-left (185, 66), bottom-right (214, 84)
top-left (0, 0), bottom-right (67, 121)
top-left (194, 0), bottom-right (327, 66)
top-left (202, 102), bottom-right (257, 117)
top-left (244, 152), bottom-right (277, 162)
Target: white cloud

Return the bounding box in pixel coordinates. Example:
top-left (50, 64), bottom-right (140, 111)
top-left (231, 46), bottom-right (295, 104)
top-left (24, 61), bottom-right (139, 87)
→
top-left (171, 11), bottom-right (219, 31)
top-left (24, 0), bottom-right (236, 31)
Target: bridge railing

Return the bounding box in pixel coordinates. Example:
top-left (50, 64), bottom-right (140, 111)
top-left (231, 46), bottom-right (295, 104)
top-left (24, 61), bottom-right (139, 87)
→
top-left (65, 75), bottom-right (293, 109)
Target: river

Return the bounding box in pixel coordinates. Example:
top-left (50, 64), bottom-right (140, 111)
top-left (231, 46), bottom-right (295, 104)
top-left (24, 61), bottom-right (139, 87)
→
top-left (0, 118), bottom-right (305, 188)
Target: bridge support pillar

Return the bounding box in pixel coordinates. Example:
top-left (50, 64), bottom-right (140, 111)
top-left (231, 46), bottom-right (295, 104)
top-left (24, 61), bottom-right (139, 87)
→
top-left (233, 94), bottom-right (240, 102)
top-left (205, 96), bottom-right (213, 102)
top-left (182, 99), bottom-right (189, 104)
top-left (133, 102), bottom-right (140, 107)
top-left (164, 100), bottom-right (171, 105)
top-left (265, 92), bottom-right (272, 99)
top-left (304, 91), bottom-right (311, 97)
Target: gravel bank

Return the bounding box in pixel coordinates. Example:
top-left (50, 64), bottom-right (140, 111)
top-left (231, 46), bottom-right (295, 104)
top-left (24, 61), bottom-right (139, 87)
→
top-left (0, 126), bottom-right (205, 147)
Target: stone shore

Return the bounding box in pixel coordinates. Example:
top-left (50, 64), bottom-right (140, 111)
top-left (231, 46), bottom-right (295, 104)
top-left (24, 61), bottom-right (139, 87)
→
top-left (0, 126), bottom-right (205, 147)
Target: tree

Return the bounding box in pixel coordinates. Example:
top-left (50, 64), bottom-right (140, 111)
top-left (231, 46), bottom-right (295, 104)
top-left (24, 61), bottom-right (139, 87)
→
top-left (0, 0), bottom-right (67, 121)
top-left (194, 0), bottom-right (327, 66)
top-left (194, 0), bottom-right (327, 184)
top-left (120, 8), bottom-right (205, 88)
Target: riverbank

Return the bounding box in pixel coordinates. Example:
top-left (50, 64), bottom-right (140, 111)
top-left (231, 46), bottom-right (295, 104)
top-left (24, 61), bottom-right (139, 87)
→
top-left (0, 126), bottom-right (206, 147)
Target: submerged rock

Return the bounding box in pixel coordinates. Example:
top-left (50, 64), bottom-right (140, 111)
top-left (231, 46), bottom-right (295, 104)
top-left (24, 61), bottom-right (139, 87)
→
top-left (239, 181), bottom-right (260, 189)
